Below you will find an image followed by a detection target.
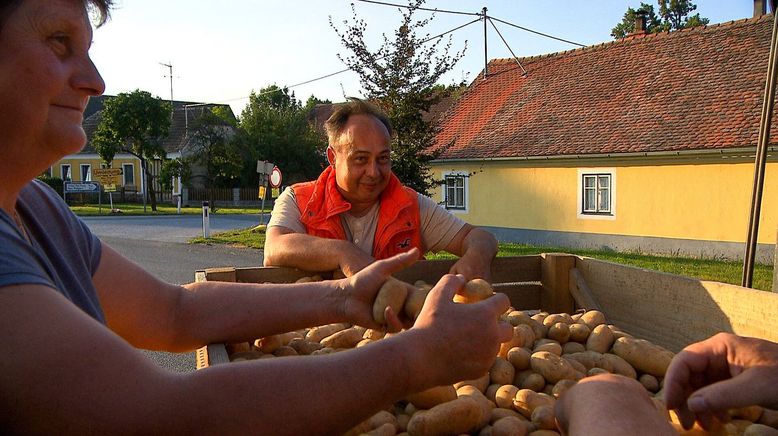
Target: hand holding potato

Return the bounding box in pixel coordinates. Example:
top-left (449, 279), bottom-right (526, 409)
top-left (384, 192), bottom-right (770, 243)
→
top-left (664, 332), bottom-right (778, 431)
top-left (400, 274), bottom-right (513, 391)
top-left (339, 248), bottom-right (419, 330)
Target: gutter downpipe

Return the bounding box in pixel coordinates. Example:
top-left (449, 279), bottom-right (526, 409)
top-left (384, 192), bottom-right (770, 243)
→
top-left (742, 12), bottom-right (778, 288)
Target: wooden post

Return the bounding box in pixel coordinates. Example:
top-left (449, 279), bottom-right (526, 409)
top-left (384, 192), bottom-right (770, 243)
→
top-left (540, 253), bottom-right (575, 313)
top-left (773, 228), bottom-right (778, 292)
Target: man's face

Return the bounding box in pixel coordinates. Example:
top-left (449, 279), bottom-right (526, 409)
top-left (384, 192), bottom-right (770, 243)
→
top-left (327, 114), bottom-right (392, 208)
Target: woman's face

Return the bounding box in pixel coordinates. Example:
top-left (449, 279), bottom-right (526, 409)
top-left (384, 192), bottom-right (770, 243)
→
top-left (0, 0), bottom-right (104, 160)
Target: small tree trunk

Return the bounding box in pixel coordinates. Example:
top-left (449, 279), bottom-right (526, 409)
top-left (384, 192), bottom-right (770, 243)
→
top-left (145, 168), bottom-right (158, 211)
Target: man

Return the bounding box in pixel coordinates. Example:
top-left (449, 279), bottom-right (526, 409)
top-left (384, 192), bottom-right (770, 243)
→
top-left (265, 98), bottom-right (498, 280)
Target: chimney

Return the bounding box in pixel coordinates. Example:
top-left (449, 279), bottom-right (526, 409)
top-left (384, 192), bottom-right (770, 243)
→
top-left (634, 12), bottom-right (647, 34)
top-left (755, 0), bottom-right (766, 17)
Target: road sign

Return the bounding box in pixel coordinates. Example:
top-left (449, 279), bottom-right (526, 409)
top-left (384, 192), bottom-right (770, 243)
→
top-left (258, 185), bottom-right (267, 199)
top-left (256, 160), bottom-right (275, 175)
top-left (104, 184), bottom-right (117, 192)
top-left (93, 168), bottom-right (122, 177)
top-left (64, 181), bottom-right (100, 193)
top-left (269, 166), bottom-right (283, 188)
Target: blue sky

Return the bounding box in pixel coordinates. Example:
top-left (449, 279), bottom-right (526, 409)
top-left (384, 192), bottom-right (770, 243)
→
top-left (91, 1), bottom-right (755, 116)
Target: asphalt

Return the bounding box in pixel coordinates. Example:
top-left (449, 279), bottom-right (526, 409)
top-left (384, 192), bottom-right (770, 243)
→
top-left (85, 213), bottom-right (264, 373)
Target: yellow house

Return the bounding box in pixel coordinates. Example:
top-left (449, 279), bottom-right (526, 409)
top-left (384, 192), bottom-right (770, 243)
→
top-left (51, 96), bottom-right (233, 199)
top-left (431, 14), bottom-right (778, 263)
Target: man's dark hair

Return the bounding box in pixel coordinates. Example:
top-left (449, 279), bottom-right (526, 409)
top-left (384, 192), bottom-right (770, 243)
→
top-left (324, 98), bottom-right (394, 150)
top-left (0, 0), bottom-right (113, 31)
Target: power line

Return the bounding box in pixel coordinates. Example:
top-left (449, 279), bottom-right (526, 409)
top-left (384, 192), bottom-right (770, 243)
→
top-left (354, 0), bottom-right (481, 17)
top-left (220, 16), bottom-right (481, 103)
top-left (488, 17), bottom-right (527, 76)
top-left (488, 16), bottom-right (585, 47)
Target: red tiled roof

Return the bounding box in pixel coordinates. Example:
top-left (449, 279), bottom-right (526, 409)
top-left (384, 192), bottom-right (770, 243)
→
top-left (434, 15), bottom-right (778, 160)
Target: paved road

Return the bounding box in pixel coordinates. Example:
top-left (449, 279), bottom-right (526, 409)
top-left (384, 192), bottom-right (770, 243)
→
top-left (84, 213), bottom-right (264, 373)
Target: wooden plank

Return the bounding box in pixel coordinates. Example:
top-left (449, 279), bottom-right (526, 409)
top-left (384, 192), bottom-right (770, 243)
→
top-left (576, 257), bottom-right (778, 352)
top-left (490, 256), bottom-right (542, 283)
top-left (204, 267), bottom-right (237, 283)
top-left (568, 268), bottom-right (603, 312)
top-left (494, 283), bottom-right (542, 310)
top-left (235, 266), bottom-right (317, 284)
top-left (540, 253), bottom-right (576, 314)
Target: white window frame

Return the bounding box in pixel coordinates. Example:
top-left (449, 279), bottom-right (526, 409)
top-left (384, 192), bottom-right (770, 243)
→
top-left (577, 168), bottom-right (616, 221)
top-left (80, 164), bottom-right (92, 182)
top-left (441, 171), bottom-right (469, 213)
top-left (60, 164), bottom-right (71, 181)
top-left (122, 163), bottom-right (135, 186)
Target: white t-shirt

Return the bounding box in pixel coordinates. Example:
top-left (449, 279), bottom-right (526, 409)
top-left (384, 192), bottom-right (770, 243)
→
top-left (268, 186), bottom-right (466, 254)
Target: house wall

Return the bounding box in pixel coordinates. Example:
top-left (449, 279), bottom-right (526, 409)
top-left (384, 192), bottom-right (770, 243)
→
top-left (431, 156), bottom-right (778, 263)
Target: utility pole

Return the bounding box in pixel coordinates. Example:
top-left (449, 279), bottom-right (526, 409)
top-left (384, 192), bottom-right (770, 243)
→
top-left (482, 7), bottom-right (488, 80)
top-left (160, 62), bottom-right (174, 104)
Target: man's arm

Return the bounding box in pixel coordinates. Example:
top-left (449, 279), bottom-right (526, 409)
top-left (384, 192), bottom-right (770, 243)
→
top-left (2, 261), bottom-right (511, 434)
top-left (444, 224), bottom-right (498, 281)
top-left (263, 225), bottom-right (374, 276)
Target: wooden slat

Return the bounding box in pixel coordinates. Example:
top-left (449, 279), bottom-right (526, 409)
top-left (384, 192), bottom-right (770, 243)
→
top-left (494, 283), bottom-right (542, 310)
top-left (204, 267), bottom-right (237, 283)
top-left (235, 266), bottom-right (317, 284)
top-left (568, 268), bottom-right (603, 312)
top-left (490, 256), bottom-right (542, 283)
top-left (576, 257), bottom-right (778, 352)
top-left (540, 253), bottom-right (575, 314)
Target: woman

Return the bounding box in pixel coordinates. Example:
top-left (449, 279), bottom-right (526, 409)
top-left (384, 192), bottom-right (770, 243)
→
top-left (0, 1), bottom-right (512, 433)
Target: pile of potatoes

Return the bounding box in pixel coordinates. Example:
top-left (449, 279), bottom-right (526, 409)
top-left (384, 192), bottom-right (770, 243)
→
top-left (224, 277), bottom-right (778, 436)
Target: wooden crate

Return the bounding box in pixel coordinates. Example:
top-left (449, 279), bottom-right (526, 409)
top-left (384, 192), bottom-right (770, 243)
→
top-left (194, 254), bottom-right (778, 368)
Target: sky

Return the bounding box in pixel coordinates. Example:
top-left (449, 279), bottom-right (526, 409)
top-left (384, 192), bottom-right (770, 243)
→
top-left (90, 1), bottom-right (755, 117)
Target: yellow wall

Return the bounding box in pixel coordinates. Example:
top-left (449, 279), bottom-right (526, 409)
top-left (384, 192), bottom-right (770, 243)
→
top-left (432, 158), bottom-right (778, 245)
top-left (53, 157), bottom-right (140, 187)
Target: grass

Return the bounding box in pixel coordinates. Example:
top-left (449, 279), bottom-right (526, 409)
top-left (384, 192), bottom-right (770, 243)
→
top-left (71, 203), bottom-right (267, 216)
top-left (189, 228), bottom-right (775, 291)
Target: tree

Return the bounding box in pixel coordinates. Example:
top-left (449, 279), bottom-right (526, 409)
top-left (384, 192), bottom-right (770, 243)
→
top-left (181, 107), bottom-right (243, 208)
top-left (611, 0), bottom-right (709, 39)
top-left (238, 85), bottom-right (327, 187)
top-left (92, 90), bottom-right (171, 211)
top-left (330, 0), bottom-right (465, 195)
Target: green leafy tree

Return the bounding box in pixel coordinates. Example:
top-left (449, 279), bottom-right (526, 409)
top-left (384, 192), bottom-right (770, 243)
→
top-left (238, 85), bottom-right (327, 187)
top-left (92, 90), bottom-right (171, 211)
top-left (611, 0), bottom-right (709, 39)
top-left (183, 107), bottom-right (243, 208)
top-left (330, 0), bottom-right (465, 195)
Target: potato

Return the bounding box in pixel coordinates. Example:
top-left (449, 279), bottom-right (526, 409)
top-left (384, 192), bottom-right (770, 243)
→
top-left (530, 351), bottom-right (583, 384)
top-left (542, 313), bottom-right (574, 327)
top-left (287, 337), bottom-right (324, 355)
top-left (272, 345), bottom-right (298, 357)
top-left (456, 386), bottom-right (494, 429)
top-left (343, 410), bottom-right (397, 436)
top-left (506, 311), bottom-right (533, 327)
top-left (373, 277), bottom-right (408, 325)
top-left (568, 323), bottom-right (591, 343)
top-left (515, 371), bottom-right (545, 392)
top-left (561, 356), bottom-right (587, 375)
top-left (551, 379), bottom-right (577, 398)
top-left (490, 357), bottom-right (516, 386)
top-left (579, 310), bottom-right (606, 329)
top-left (396, 413), bottom-right (411, 432)
top-left (405, 385), bottom-right (457, 409)
top-left (513, 389), bottom-right (555, 418)
top-left (363, 329), bottom-right (386, 341)
top-left (587, 367), bottom-right (610, 376)
top-left (733, 406), bottom-right (765, 422)
top-left (758, 408), bottom-right (778, 427)
top-left (403, 287), bottom-right (429, 320)
top-left (500, 325), bottom-right (534, 357)
top-left (601, 353), bottom-right (637, 379)
top-left (639, 374), bottom-right (659, 392)
top-left (495, 385), bottom-right (520, 409)
top-left (490, 408), bottom-right (525, 425)
top-left (492, 416), bottom-right (530, 436)
top-left (485, 384), bottom-right (501, 403)
top-left (305, 323), bottom-right (349, 342)
top-left (561, 342), bottom-right (585, 355)
top-left (585, 324), bottom-right (615, 354)
top-left (364, 422), bottom-right (396, 436)
top-left (507, 347), bottom-right (532, 371)
top-left (612, 336), bottom-right (674, 377)
top-left (454, 278), bottom-right (494, 304)
top-left (547, 322), bottom-right (570, 344)
top-left (320, 326), bottom-right (364, 349)
top-left (455, 373), bottom-right (491, 394)
top-left (533, 339), bottom-right (562, 356)
top-left (226, 342), bottom-right (252, 354)
top-left (531, 405), bottom-right (556, 430)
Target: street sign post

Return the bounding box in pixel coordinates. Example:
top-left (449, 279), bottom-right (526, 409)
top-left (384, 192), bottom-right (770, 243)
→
top-left (93, 168), bottom-right (122, 212)
top-left (64, 181), bottom-right (102, 213)
top-left (256, 161), bottom-right (276, 225)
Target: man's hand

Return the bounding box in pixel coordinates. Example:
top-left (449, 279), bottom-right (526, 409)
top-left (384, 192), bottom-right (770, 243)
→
top-left (664, 333), bottom-right (778, 431)
top-left (444, 226), bottom-right (497, 281)
top-left (449, 251), bottom-right (493, 282)
top-left (401, 274), bottom-right (513, 390)
top-left (338, 249), bottom-right (419, 330)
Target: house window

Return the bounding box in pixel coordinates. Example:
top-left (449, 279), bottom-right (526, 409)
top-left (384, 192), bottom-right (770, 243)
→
top-left (122, 163), bottom-right (135, 186)
top-left (80, 164), bottom-right (91, 181)
top-left (577, 168), bottom-right (616, 220)
top-left (582, 174), bottom-right (611, 214)
top-left (61, 164), bottom-right (71, 181)
top-left (443, 173), bottom-right (467, 211)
